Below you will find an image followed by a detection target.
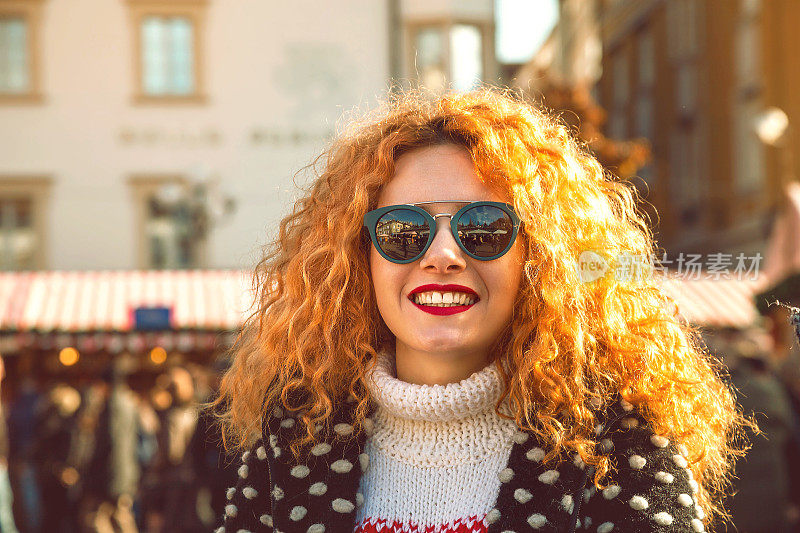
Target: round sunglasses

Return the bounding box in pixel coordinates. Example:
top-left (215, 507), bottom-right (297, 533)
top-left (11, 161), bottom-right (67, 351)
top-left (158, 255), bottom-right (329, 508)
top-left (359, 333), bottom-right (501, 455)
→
top-left (363, 201), bottom-right (522, 264)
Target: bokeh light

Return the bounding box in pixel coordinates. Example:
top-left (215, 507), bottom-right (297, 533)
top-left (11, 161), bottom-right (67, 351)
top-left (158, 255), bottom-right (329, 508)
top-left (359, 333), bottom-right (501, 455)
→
top-left (150, 346), bottom-right (167, 364)
top-left (59, 347), bottom-right (79, 366)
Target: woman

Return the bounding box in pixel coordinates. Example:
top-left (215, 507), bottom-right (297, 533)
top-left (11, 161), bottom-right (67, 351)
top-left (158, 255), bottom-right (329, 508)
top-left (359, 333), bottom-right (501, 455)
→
top-left (212, 89), bottom-right (752, 532)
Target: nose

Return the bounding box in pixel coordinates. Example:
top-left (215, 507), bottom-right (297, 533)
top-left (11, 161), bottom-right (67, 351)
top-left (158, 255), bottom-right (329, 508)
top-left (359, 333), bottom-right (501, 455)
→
top-left (419, 216), bottom-right (467, 273)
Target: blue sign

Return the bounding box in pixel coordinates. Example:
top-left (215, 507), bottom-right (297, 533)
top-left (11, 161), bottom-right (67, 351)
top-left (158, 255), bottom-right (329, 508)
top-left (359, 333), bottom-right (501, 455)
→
top-left (133, 307), bottom-right (172, 331)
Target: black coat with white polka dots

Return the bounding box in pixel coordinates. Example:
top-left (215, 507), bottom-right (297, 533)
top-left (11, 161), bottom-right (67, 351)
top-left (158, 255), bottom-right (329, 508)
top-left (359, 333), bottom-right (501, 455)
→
top-left (217, 398), bottom-right (705, 532)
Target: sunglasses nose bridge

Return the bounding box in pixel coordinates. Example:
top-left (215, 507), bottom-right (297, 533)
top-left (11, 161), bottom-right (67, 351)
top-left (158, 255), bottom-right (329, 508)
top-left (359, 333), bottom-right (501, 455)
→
top-left (419, 217), bottom-right (467, 270)
top-left (428, 213), bottom-right (458, 245)
top-left (425, 215), bottom-right (462, 251)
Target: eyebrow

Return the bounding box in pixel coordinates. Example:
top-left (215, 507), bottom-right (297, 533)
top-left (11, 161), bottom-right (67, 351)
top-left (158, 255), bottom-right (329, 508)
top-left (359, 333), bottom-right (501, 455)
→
top-left (407, 200), bottom-right (484, 206)
top-left (408, 200), bottom-right (480, 216)
top-left (374, 200), bottom-right (490, 216)
top-left (409, 200), bottom-right (485, 216)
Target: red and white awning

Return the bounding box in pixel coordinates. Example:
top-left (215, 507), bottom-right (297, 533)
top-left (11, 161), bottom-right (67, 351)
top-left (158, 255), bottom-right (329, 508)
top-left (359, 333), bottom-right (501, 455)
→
top-left (0, 269), bottom-right (253, 332)
top-left (0, 268), bottom-right (769, 354)
top-left (657, 272), bottom-right (767, 329)
top-left (0, 270), bottom-right (255, 354)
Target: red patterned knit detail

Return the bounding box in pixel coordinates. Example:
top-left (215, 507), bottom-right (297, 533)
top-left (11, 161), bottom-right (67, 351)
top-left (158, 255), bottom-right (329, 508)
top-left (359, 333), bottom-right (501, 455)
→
top-left (354, 514), bottom-right (489, 533)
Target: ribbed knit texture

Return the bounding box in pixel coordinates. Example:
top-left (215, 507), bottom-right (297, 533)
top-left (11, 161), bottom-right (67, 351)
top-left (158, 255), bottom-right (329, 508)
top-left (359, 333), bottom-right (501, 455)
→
top-left (354, 351), bottom-right (518, 532)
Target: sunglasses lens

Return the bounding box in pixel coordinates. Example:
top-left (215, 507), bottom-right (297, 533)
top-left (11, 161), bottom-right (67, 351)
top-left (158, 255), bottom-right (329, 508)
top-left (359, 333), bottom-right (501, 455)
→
top-left (375, 209), bottom-right (430, 261)
top-left (457, 205), bottom-right (515, 258)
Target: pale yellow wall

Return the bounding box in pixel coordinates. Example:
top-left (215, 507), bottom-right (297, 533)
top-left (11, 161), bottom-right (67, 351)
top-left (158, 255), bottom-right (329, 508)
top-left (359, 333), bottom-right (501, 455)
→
top-left (0, 0), bottom-right (391, 269)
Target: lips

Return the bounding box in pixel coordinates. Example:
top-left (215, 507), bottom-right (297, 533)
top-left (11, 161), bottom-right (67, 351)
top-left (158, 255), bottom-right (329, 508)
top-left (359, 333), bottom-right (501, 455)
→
top-left (407, 284), bottom-right (479, 316)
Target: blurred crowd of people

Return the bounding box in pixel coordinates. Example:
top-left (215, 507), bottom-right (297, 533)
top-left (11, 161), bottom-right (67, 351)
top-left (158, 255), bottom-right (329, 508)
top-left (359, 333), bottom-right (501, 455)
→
top-left (0, 315), bottom-right (798, 532)
top-left (0, 356), bottom-right (237, 533)
top-left (706, 308), bottom-right (800, 533)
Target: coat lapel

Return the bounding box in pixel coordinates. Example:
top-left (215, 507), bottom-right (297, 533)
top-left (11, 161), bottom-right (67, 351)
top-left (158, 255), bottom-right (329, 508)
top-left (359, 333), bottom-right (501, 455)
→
top-left (488, 401), bottom-right (627, 533)
top-left (264, 398), bottom-right (370, 533)
top-left (487, 428), bottom-right (588, 533)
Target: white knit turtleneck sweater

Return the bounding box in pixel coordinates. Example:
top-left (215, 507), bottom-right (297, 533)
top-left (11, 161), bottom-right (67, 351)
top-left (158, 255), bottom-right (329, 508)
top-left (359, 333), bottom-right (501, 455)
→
top-left (354, 351), bottom-right (518, 532)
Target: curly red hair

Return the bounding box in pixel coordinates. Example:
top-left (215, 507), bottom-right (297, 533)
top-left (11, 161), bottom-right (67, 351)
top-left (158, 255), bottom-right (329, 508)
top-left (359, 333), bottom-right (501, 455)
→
top-left (211, 88), bottom-right (752, 529)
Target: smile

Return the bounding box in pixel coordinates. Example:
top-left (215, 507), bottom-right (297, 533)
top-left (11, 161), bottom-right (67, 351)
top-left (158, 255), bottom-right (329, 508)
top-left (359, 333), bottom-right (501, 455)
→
top-left (407, 285), bottom-right (480, 316)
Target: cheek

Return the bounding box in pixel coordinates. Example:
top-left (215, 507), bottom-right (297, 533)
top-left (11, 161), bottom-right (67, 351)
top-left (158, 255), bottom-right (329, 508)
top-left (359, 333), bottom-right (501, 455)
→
top-left (486, 248), bottom-right (525, 303)
top-left (510, 249), bottom-right (525, 294)
top-left (369, 249), bottom-right (385, 298)
top-left (369, 249), bottom-right (401, 306)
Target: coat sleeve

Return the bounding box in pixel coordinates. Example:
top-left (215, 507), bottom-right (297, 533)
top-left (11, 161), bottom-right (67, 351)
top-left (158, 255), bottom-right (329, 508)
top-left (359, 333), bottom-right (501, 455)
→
top-left (579, 414), bottom-right (706, 532)
top-left (215, 438), bottom-right (273, 532)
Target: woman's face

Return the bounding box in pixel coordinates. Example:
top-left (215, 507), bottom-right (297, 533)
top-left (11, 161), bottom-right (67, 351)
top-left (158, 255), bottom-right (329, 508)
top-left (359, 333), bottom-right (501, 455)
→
top-left (370, 144), bottom-right (524, 362)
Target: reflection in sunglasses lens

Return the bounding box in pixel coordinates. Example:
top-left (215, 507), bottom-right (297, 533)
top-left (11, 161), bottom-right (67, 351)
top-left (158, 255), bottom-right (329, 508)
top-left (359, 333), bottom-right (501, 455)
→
top-left (456, 206), bottom-right (513, 258)
top-left (375, 209), bottom-right (430, 261)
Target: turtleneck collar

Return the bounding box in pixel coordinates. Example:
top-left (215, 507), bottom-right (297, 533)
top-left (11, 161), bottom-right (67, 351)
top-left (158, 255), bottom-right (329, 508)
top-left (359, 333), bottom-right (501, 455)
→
top-left (364, 349), bottom-right (505, 422)
top-left (361, 349), bottom-right (518, 467)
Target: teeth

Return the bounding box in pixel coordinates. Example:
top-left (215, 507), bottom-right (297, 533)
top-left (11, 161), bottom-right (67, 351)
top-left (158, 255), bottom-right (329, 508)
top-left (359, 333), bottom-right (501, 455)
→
top-left (412, 291), bottom-right (477, 306)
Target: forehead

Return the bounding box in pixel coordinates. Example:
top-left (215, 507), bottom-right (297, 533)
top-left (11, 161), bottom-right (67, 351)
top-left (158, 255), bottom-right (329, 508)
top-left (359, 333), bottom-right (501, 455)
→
top-left (376, 144), bottom-right (504, 208)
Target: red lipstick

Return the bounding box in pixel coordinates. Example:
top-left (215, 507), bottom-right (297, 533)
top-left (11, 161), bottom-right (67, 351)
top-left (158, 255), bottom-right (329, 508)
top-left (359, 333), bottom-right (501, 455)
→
top-left (408, 284), bottom-right (479, 316)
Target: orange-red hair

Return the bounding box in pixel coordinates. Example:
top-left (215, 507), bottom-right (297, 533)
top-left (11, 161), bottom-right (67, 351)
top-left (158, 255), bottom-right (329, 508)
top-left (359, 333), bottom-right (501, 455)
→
top-left (212, 88), bottom-right (752, 529)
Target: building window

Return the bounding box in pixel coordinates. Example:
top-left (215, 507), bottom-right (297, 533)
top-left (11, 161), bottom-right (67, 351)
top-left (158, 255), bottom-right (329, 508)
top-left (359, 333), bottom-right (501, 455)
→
top-left (666, 0), bottom-right (700, 60)
top-left (127, 0), bottom-right (207, 104)
top-left (128, 176), bottom-right (205, 269)
top-left (407, 20), bottom-right (491, 93)
top-left (637, 29), bottom-right (655, 88)
top-left (635, 28), bottom-right (656, 185)
top-left (0, 1), bottom-right (43, 103)
top-left (732, 0), bottom-right (764, 194)
top-left (741, 0), bottom-right (762, 18)
top-left (635, 93), bottom-right (654, 173)
top-left (414, 26), bottom-right (447, 92)
top-left (733, 88), bottom-right (765, 195)
top-left (449, 24), bottom-right (483, 92)
top-left (0, 177), bottom-right (52, 270)
top-left (675, 64), bottom-right (697, 117)
top-left (671, 127), bottom-right (704, 223)
top-left (0, 18), bottom-right (27, 93)
top-left (735, 0), bottom-right (762, 96)
top-left (141, 16), bottom-right (194, 96)
top-left (611, 50), bottom-right (629, 104)
top-left (608, 49), bottom-right (629, 139)
top-left (0, 198), bottom-right (35, 270)
top-left (736, 14), bottom-right (760, 94)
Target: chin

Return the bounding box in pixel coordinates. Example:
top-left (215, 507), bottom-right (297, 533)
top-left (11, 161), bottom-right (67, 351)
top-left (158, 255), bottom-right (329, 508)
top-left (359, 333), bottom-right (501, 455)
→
top-left (405, 334), bottom-right (476, 354)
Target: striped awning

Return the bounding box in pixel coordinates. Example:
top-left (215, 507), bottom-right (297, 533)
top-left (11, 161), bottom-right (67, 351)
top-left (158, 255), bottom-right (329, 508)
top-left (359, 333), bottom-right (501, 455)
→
top-left (0, 269), bottom-right (253, 332)
top-left (657, 272), bottom-right (767, 329)
top-left (0, 270), bottom-right (255, 354)
top-left (0, 268), bottom-right (769, 354)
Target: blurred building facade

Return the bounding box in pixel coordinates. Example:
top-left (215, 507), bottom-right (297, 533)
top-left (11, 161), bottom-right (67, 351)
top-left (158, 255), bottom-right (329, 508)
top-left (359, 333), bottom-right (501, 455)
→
top-left (516, 0), bottom-right (800, 263)
top-left (0, 0), bottom-right (496, 271)
top-left (514, 0), bottom-right (601, 91)
top-left (599, 0), bottom-right (799, 258)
